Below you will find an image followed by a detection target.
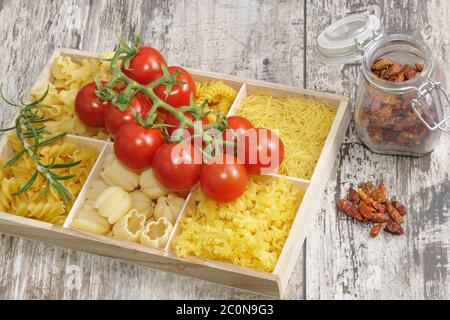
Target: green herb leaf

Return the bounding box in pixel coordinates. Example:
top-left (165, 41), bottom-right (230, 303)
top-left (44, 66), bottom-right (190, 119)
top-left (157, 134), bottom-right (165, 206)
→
top-left (13, 170), bottom-right (38, 195)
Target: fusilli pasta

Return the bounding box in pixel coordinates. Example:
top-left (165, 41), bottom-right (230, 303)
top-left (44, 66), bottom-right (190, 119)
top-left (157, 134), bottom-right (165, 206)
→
top-left (0, 135), bottom-right (98, 225)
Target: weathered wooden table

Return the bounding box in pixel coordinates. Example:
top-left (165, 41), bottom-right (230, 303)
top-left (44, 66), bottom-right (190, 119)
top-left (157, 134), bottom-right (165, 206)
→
top-left (0, 0), bottom-right (448, 299)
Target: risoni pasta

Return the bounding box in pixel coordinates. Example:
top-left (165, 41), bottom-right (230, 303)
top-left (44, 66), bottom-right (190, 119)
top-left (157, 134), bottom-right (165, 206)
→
top-left (173, 177), bottom-right (304, 272)
top-left (236, 95), bottom-right (336, 180)
top-left (31, 53), bottom-right (113, 140)
top-left (0, 135), bottom-right (98, 225)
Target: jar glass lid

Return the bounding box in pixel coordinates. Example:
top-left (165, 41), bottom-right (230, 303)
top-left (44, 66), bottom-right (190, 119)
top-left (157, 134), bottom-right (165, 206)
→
top-left (318, 13), bottom-right (382, 64)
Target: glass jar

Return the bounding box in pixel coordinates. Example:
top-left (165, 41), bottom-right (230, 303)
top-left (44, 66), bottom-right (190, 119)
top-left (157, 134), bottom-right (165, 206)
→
top-left (318, 9), bottom-right (450, 156)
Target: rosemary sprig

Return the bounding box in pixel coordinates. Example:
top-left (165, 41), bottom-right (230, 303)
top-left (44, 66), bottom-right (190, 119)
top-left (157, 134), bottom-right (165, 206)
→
top-left (0, 85), bottom-right (80, 203)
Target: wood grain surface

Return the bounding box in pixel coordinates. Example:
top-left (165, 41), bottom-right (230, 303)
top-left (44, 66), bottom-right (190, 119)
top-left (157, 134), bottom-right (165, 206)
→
top-left (0, 0), bottom-right (448, 299)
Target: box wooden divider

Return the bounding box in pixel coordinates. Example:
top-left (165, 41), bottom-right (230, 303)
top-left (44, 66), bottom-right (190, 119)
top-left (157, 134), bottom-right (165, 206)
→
top-left (0, 49), bottom-right (350, 298)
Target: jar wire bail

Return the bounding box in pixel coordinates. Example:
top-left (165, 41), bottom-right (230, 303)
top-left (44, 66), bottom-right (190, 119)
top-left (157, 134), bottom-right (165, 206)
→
top-left (411, 77), bottom-right (450, 131)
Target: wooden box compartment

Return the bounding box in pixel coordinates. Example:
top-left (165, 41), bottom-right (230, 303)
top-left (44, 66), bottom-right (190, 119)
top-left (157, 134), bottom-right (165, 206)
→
top-left (0, 49), bottom-right (350, 298)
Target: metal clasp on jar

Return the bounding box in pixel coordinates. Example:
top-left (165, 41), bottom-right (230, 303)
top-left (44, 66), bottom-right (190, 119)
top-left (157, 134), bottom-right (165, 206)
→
top-left (411, 77), bottom-right (450, 131)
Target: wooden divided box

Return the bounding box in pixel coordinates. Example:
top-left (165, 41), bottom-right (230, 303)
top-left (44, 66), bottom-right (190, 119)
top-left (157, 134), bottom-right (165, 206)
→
top-left (0, 49), bottom-right (350, 298)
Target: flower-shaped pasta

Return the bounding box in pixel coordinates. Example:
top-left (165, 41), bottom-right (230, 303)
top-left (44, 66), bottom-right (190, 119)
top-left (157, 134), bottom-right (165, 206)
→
top-left (71, 207), bottom-right (111, 235)
top-left (130, 190), bottom-right (154, 219)
top-left (154, 193), bottom-right (185, 224)
top-left (101, 158), bottom-right (139, 192)
top-left (140, 217), bottom-right (173, 249)
top-left (140, 169), bottom-right (169, 199)
top-left (112, 209), bottom-right (146, 243)
top-left (94, 186), bottom-right (131, 224)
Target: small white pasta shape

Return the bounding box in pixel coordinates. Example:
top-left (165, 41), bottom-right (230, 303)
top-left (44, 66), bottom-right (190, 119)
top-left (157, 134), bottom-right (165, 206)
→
top-left (112, 209), bottom-right (146, 243)
top-left (101, 159), bottom-right (139, 192)
top-left (130, 190), bottom-right (154, 219)
top-left (102, 152), bottom-right (116, 170)
top-left (86, 179), bottom-right (109, 202)
top-left (154, 193), bottom-right (185, 224)
top-left (140, 169), bottom-right (169, 199)
top-left (139, 217), bottom-right (173, 249)
top-left (94, 186), bottom-right (131, 224)
top-left (71, 207), bottom-right (111, 235)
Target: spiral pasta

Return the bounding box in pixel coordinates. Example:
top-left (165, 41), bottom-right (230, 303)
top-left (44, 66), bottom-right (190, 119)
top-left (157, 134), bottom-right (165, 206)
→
top-left (0, 135), bottom-right (98, 225)
top-left (195, 81), bottom-right (237, 120)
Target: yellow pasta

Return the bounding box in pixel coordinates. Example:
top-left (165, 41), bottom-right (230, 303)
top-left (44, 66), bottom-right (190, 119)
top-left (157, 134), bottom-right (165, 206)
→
top-left (173, 177), bottom-right (304, 272)
top-left (31, 53), bottom-right (112, 140)
top-left (236, 95), bottom-right (336, 180)
top-left (195, 81), bottom-right (237, 120)
top-left (0, 135), bottom-right (98, 225)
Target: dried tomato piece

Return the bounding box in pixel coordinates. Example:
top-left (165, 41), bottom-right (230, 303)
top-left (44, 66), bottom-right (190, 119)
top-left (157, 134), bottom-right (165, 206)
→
top-left (372, 59), bottom-right (394, 71)
top-left (370, 224), bottom-right (382, 238)
top-left (384, 221), bottom-right (404, 235)
top-left (371, 182), bottom-right (387, 204)
top-left (357, 188), bottom-right (385, 213)
top-left (348, 187), bottom-right (360, 204)
top-left (359, 201), bottom-right (375, 220)
top-left (391, 197), bottom-right (407, 216)
top-left (386, 201), bottom-right (404, 225)
top-left (359, 182), bottom-right (376, 196)
top-left (415, 63), bottom-right (424, 72)
top-left (385, 63), bottom-right (402, 79)
top-left (402, 64), bottom-right (417, 80)
top-left (371, 213), bottom-right (390, 223)
top-left (337, 199), bottom-right (364, 221)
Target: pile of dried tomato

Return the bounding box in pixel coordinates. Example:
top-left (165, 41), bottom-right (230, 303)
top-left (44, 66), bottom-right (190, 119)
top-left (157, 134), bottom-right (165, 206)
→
top-left (371, 59), bottom-right (423, 82)
top-left (337, 182), bottom-right (407, 237)
top-left (357, 58), bottom-right (435, 148)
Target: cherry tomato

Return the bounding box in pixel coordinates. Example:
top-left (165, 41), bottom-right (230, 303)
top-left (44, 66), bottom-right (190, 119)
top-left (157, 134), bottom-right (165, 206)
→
top-left (114, 123), bottom-right (165, 170)
top-left (200, 154), bottom-right (248, 203)
top-left (152, 143), bottom-right (202, 191)
top-left (237, 128), bottom-right (284, 175)
top-left (105, 92), bottom-right (152, 136)
top-left (75, 81), bottom-right (110, 127)
top-left (164, 111), bottom-right (209, 136)
top-left (121, 46), bottom-right (167, 85)
top-left (154, 66), bottom-right (196, 108)
top-left (226, 116), bottom-right (254, 137)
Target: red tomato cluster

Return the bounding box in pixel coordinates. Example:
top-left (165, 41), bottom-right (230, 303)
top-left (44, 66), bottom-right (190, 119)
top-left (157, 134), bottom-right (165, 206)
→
top-left (74, 46), bottom-right (284, 203)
